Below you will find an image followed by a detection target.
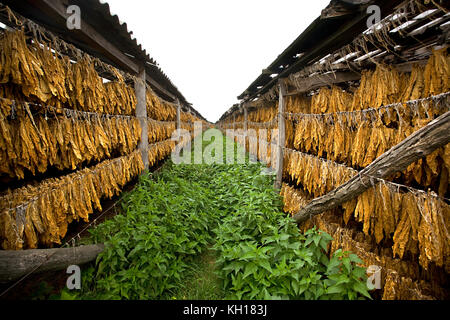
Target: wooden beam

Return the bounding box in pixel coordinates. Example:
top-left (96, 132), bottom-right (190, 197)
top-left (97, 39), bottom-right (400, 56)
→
top-left (135, 64), bottom-right (149, 169)
top-left (243, 105), bottom-right (248, 152)
top-left (285, 59), bottom-right (429, 96)
top-left (30, 0), bottom-right (177, 103)
top-left (293, 111), bottom-right (450, 224)
top-left (0, 244), bottom-right (104, 283)
top-left (38, 0), bottom-right (139, 74)
top-left (145, 71), bottom-right (176, 101)
top-left (243, 0), bottom-right (402, 101)
top-left (275, 80), bottom-right (287, 189)
top-left (286, 71), bottom-right (360, 96)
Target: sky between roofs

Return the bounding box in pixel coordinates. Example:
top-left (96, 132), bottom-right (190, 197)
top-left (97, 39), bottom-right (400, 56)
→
top-left (105, 0), bottom-right (330, 122)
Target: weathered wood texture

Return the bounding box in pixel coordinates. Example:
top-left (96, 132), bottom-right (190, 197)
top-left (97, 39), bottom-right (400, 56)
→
top-left (293, 110), bottom-right (450, 223)
top-left (287, 71), bottom-right (360, 96)
top-left (0, 244), bottom-right (105, 283)
top-left (275, 81), bottom-right (287, 189)
top-left (286, 59), bottom-right (428, 96)
top-left (135, 65), bottom-right (149, 169)
top-left (243, 105), bottom-right (248, 152)
top-left (176, 99), bottom-right (181, 130)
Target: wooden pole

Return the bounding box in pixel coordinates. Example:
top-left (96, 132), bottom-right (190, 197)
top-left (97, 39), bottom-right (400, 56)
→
top-left (135, 64), bottom-right (148, 169)
top-left (176, 99), bottom-right (181, 131)
top-left (275, 80), bottom-right (286, 189)
top-left (293, 111), bottom-right (450, 224)
top-left (0, 244), bottom-right (104, 283)
top-left (243, 104), bottom-right (248, 152)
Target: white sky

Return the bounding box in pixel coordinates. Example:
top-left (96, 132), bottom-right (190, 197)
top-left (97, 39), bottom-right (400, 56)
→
top-left (105, 0), bottom-right (331, 122)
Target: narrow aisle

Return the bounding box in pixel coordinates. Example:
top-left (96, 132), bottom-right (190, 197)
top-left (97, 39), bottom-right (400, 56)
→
top-left (69, 129), bottom-right (370, 300)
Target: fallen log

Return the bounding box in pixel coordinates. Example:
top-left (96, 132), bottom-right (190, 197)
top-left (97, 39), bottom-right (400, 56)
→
top-left (293, 110), bottom-right (450, 224)
top-left (0, 244), bottom-right (104, 283)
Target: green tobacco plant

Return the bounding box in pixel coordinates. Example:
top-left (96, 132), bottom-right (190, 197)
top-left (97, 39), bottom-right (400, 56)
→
top-left (69, 130), bottom-right (369, 300)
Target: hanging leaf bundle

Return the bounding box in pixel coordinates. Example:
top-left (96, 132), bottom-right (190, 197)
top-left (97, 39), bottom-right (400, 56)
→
top-left (0, 29), bottom-right (136, 115)
top-left (382, 270), bottom-right (446, 300)
top-left (283, 146), bottom-right (449, 271)
top-left (284, 149), bottom-right (357, 197)
top-left (297, 210), bottom-right (447, 300)
top-left (280, 183), bottom-right (310, 215)
top-left (291, 106), bottom-right (449, 193)
top-left (423, 48), bottom-right (450, 97)
top-left (311, 86), bottom-right (354, 114)
top-left (247, 105), bottom-right (277, 122)
top-left (0, 101), bottom-right (141, 179)
top-left (146, 89), bottom-right (177, 121)
top-left (148, 139), bottom-right (176, 167)
top-left (0, 150), bottom-right (144, 250)
top-left (147, 119), bottom-right (176, 143)
top-left (351, 64), bottom-right (407, 111)
top-left (285, 95), bottom-right (311, 114)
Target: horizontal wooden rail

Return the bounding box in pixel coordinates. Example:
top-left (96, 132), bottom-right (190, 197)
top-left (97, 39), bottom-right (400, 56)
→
top-left (293, 111), bottom-right (450, 224)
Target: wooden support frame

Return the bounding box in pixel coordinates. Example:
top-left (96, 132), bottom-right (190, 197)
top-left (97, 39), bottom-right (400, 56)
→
top-left (0, 244), bottom-right (104, 283)
top-left (286, 71), bottom-right (360, 96)
top-left (293, 111), bottom-right (450, 224)
top-left (31, 0), bottom-right (178, 102)
top-left (135, 64), bottom-right (149, 169)
top-left (176, 99), bottom-right (181, 130)
top-left (285, 59), bottom-right (429, 97)
top-left (243, 104), bottom-right (248, 152)
top-left (275, 80), bottom-right (286, 189)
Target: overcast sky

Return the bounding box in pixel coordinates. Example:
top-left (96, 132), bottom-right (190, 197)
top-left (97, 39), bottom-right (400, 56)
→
top-left (105, 0), bottom-right (331, 122)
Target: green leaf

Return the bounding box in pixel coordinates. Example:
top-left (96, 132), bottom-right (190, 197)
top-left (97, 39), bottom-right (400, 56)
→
top-left (243, 263), bottom-right (258, 279)
top-left (348, 253), bottom-right (363, 264)
top-left (352, 282), bottom-right (372, 299)
top-left (326, 285), bottom-right (344, 295)
top-left (259, 260), bottom-right (272, 273)
top-left (291, 280), bottom-right (300, 295)
top-left (352, 267), bottom-right (367, 279)
top-left (60, 290), bottom-right (77, 300)
top-left (279, 234), bottom-right (290, 241)
top-left (342, 257), bottom-right (352, 274)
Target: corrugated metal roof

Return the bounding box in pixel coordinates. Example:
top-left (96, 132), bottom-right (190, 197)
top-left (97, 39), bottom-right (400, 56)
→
top-left (237, 0), bottom-right (403, 102)
top-left (0, 0), bottom-right (205, 120)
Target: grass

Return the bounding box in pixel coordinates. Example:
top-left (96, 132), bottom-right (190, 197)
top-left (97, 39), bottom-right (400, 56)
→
top-left (167, 246), bottom-right (225, 300)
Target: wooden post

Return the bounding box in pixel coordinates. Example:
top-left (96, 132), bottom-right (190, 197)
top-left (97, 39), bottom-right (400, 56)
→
top-left (275, 80), bottom-right (286, 189)
top-left (233, 114), bottom-right (236, 143)
top-left (176, 99), bottom-right (181, 130)
top-left (293, 111), bottom-right (450, 224)
top-left (243, 104), bottom-right (248, 152)
top-left (135, 64), bottom-right (149, 169)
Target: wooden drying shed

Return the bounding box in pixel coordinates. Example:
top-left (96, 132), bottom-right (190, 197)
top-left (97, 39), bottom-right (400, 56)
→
top-left (0, 0), bottom-right (208, 283)
top-left (218, 0), bottom-right (450, 300)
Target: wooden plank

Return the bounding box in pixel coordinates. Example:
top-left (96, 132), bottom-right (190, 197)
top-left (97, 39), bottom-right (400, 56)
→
top-left (243, 105), bottom-right (248, 152)
top-left (0, 244), bottom-right (104, 283)
top-left (293, 111), bottom-right (450, 224)
top-left (285, 59), bottom-right (429, 96)
top-left (135, 64), bottom-right (149, 169)
top-left (145, 71), bottom-right (176, 101)
top-left (275, 80), bottom-right (286, 189)
top-left (38, 0), bottom-right (139, 74)
top-left (176, 99), bottom-right (181, 130)
top-left (286, 71), bottom-right (360, 96)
